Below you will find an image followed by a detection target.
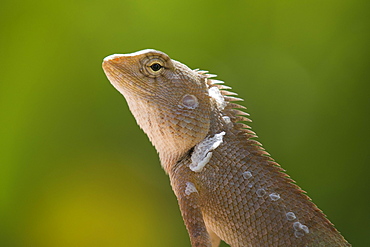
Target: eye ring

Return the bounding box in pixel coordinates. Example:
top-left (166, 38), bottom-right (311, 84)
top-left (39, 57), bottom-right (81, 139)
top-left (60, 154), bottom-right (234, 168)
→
top-left (140, 55), bottom-right (167, 78)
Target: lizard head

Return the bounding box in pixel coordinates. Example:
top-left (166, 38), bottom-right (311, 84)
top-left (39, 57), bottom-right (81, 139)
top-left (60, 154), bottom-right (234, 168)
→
top-left (102, 49), bottom-right (211, 172)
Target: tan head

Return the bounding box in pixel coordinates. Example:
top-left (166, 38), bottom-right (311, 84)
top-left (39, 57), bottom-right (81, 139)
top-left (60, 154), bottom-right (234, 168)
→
top-left (102, 49), bottom-right (211, 172)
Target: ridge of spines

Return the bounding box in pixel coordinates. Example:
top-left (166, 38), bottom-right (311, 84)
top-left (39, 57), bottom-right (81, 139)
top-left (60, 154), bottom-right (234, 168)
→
top-left (204, 72), bottom-right (329, 215)
top-left (204, 75), bottom-right (254, 132)
top-left (200, 72), bottom-right (342, 235)
top-left (202, 72), bottom-right (282, 166)
top-left (203, 72), bottom-right (330, 206)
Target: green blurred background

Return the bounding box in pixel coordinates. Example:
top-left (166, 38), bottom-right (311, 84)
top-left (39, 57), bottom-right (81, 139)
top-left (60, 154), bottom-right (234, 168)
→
top-left (1, 0), bottom-right (369, 246)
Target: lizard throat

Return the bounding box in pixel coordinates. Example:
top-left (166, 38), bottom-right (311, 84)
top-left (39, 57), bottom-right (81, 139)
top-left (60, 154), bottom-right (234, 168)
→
top-left (124, 94), bottom-right (210, 173)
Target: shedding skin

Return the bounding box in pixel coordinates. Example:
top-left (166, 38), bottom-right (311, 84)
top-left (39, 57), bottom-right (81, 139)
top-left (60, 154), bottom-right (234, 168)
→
top-left (102, 49), bottom-right (351, 247)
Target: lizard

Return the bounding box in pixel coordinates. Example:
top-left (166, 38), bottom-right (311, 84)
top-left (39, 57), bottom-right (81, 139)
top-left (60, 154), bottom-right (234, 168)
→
top-left (102, 49), bottom-right (351, 247)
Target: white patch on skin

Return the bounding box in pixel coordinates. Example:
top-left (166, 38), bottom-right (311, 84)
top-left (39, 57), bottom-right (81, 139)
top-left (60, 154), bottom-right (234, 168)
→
top-left (222, 116), bottom-right (231, 123)
top-left (185, 182), bottom-right (198, 195)
top-left (181, 94), bottom-right (198, 109)
top-left (301, 225), bottom-right (310, 234)
top-left (286, 212), bottom-right (296, 221)
top-left (293, 221), bottom-right (310, 238)
top-left (222, 116), bottom-right (232, 126)
top-left (293, 222), bottom-right (302, 231)
top-left (208, 86), bottom-right (226, 110)
top-left (190, 132), bottom-right (226, 172)
top-left (294, 230), bottom-right (305, 238)
top-left (269, 192), bottom-right (280, 201)
top-left (242, 171), bottom-right (252, 179)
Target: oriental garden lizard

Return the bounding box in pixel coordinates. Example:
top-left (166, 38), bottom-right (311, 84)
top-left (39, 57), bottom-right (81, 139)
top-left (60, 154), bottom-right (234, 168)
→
top-left (102, 49), bottom-right (350, 247)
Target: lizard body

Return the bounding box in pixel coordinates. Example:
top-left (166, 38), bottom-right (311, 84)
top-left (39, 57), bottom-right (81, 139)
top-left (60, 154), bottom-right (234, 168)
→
top-left (102, 49), bottom-right (350, 247)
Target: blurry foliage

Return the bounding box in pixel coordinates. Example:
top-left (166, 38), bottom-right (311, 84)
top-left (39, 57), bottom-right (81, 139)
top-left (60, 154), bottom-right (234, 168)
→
top-left (0, 0), bottom-right (369, 246)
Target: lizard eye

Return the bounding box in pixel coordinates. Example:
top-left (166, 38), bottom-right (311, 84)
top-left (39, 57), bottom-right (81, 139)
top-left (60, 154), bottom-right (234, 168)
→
top-left (150, 63), bottom-right (162, 72)
top-left (141, 55), bottom-right (168, 78)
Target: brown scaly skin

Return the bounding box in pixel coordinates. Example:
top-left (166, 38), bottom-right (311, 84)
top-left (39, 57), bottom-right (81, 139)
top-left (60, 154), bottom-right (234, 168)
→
top-left (102, 49), bottom-right (350, 247)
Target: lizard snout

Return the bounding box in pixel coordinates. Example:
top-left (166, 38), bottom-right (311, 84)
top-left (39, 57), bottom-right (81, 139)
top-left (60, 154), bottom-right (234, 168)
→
top-left (103, 54), bottom-right (125, 65)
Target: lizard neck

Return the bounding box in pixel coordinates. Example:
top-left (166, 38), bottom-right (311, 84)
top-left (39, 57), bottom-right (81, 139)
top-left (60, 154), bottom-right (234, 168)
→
top-left (124, 93), bottom-right (211, 173)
